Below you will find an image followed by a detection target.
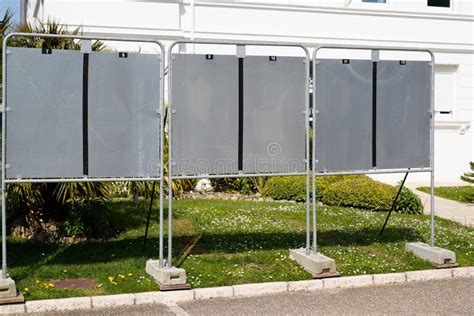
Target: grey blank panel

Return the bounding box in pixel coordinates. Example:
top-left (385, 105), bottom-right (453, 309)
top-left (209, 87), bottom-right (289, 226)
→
top-left (88, 52), bottom-right (160, 178)
top-left (315, 59), bottom-right (373, 172)
top-left (171, 54), bottom-right (239, 175)
top-left (6, 47), bottom-right (83, 179)
top-left (243, 56), bottom-right (306, 173)
top-left (376, 61), bottom-right (431, 169)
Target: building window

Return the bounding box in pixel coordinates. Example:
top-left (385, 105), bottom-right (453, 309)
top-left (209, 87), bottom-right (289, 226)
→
top-left (362, 0), bottom-right (387, 3)
top-left (435, 65), bottom-right (457, 117)
top-left (428, 0), bottom-right (450, 7)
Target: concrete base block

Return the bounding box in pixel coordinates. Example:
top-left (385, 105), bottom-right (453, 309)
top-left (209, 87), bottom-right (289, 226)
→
top-left (145, 260), bottom-right (190, 290)
top-left (0, 276), bottom-right (23, 305)
top-left (290, 248), bottom-right (339, 278)
top-left (0, 277), bottom-right (17, 299)
top-left (405, 242), bottom-right (457, 267)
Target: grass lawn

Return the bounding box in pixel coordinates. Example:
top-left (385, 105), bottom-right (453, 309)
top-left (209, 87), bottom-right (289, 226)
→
top-left (417, 186), bottom-right (474, 203)
top-left (9, 199), bottom-right (474, 301)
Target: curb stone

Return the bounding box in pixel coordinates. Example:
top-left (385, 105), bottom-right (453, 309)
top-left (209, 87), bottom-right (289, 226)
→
top-left (1, 267), bottom-right (470, 314)
top-left (232, 282), bottom-right (288, 297)
top-left (25, 297), bottom-right (91, 313)
top-left (406, 269), bottom-right (453, 282)
top-left (91, 293), bottom-right (135, 308)
top-left (322, 275), bottom-right (373, 289)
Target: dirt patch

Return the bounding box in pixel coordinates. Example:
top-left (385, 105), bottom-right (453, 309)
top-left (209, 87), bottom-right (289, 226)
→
top-left (49, 278), bottom-right (96, 289)
top-left (174, 218), bottom-right (198, 236)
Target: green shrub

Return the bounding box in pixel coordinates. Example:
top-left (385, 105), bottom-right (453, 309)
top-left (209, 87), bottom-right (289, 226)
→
top-left (395, 186), bottom-right (424, 214)
top-left (263, 175), bottom-right (367, 202)
top-left (211, 178), bottom-right (257, 194)
top-left (322, 177), bottom-right (395, 211)
top-left (61, 202), bottom-right (123, 240)
top-left (263, 176), bottom-right (307, 202)
top-left (322, 177), bottom-right (423, 214)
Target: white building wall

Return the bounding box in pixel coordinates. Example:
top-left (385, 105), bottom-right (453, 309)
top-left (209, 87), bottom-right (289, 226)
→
top-left (25, 0), bottom-right (474, 185)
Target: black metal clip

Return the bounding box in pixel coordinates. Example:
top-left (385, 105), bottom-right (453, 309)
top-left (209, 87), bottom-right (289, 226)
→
top-left (342, 59), bottom-right (350, 64)
top-left (206, 54), bottom-right (214, 60)
top-left (41, 47), bottom-right (52, 55)
top-left (119, 52), bottom-right (128, 58)
top-left (269, 56), bottom-right (277, 61)
top-left (400, 60), bottom-right (407, 65)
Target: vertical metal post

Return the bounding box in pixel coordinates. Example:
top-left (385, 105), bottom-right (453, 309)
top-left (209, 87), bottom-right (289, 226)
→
top-left (167, 47), bottom-right (174, 268)
top-left (159, 50), bottom-right (165, 269)
top-left (429, 53), bottom-right (436, 247)
top-left (311, 60), bottom-right (318, 255)
top-left (305, 55), bottom-right (311, 256)
top-left (1, 40), bottom-right (8, 279)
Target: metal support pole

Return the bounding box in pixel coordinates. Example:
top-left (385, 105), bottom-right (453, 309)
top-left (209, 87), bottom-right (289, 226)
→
top-left (429, 55), bottom-right (436, 248)
top-left (143, 181), bottom-right (156, 251)
top-left (167, 96), bottom-right (173, 267)
top-left (159, 51), bottom-right (166, 269)
top-left (305, 57), bottom-right (311, 257)
top-left (379, 172), bottom-right (408, 237)
top-left (2, 35), bottom-right (8, 280)
top-left (312, 116), bottom-right (317, 255)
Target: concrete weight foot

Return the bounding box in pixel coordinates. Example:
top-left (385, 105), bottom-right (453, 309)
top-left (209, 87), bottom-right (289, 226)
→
top-left (290, 248), bottom-right (340, 278)
top-left (145, 260), bottom-right (191, 291)
top-left (0, 275), bottom-right (24, 305)
top-left (406, 242), bottom-right (458, 268)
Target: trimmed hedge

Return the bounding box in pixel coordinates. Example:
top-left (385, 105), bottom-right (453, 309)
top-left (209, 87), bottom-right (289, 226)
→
top-left (263, 176), bottom-right (307, 202)
top-left (322, 177), bottom-right (395, 211)
top-left (263, 175), bottom-right (423, 214)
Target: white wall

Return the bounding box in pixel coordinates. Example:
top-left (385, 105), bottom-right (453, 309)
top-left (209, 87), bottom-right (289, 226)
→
top-left (25, 0), bottom-right (474, 185)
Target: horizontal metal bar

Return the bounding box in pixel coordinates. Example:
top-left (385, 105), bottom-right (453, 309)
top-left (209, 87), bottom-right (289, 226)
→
top-left (5, 177), bottom-right (162, 184)
top-left (4, 32), bottom-right (165, 47)
top-left (172, 172), bottom-right (308, 180)
top-left (169, 39), bottom-right (310, 56)
top-left (315, 168), bottom-right (432, 177)
top-left (313, 45), bottom-right (435, 59)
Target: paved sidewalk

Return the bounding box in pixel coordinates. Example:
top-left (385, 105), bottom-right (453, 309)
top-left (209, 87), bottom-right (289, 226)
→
top-left (405, 183), bottom-right (474, 227)
top-left (36, 278), bottom-right (474, 316)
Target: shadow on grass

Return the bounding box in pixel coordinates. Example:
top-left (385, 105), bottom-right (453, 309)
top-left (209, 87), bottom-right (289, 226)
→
top-left (9, 226), bottom-right (421, 278)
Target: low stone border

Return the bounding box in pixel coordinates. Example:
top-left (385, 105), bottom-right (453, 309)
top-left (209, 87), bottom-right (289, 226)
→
top-left (2, 267), bottom-right (472, 314)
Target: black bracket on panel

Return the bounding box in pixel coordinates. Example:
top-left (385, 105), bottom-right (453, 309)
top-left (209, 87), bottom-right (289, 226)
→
top-left (206, 54), bottom-right (214, 60)
top-left (372, 61), bottom-right (377, 168)
top-left (342, 59), bottom-right (350, 64)
top-left (41, 47), bottom-right (52, 55)
top-left (82, 53), bottom-right (90, 176)
top-left (269, 56), bottom-right (277, 61)
top-left (399, 60), bottom-right (407, 65)
top-left (118, 52), bottom-right (128, 58)
top-left (238, 57), bottom-right (244, 171)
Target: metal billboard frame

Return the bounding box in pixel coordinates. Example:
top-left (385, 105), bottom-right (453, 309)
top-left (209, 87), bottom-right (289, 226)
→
top-left (165, 40), bottom-right (312, 268)
top-left (312, 45), bottom-right (435, 255)
top-left (1, 33), bottom-right (166, 280)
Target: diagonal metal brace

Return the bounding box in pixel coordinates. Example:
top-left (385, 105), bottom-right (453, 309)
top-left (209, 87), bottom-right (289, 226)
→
top-left (379, 172), bottom-right (409, 237)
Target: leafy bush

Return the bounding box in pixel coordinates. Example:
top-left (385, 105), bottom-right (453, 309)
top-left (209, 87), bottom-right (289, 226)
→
top-left (61, 202), bottom-right (122, 240)
top-left (323, 177), bottom-right (423, 214)
top-left (322, 177), bottom-right (395, 211)
top-left (263, 176), bottom-right (307, 202)
top-left (263, 175), bottom-right (366, 202)
top-left (211, 178), bottom-right (257, 194)
top-left (395, 186), bottom-right (424, 214)
top-left (264, 175), bottom-right (423, 214)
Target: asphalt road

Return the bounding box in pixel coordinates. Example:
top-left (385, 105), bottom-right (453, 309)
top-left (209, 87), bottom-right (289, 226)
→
top-left (36, 278), bottom-right (474, 316)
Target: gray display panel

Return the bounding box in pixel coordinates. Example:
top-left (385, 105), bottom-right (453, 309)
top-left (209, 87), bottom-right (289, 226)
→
top-left (88, 52), bottom-right (161, 178)
top-left (171, 54), bottom-right (239, 175)
top-left (376, 61), bottom-right (431, 169)
top-left (5, 47), bottom-right (83, 179)
top-left (243, 56), bottom-right (306, 173)
top-left (314, 59), bottom-right (373, 172)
